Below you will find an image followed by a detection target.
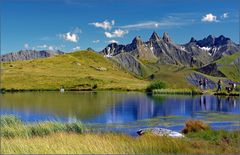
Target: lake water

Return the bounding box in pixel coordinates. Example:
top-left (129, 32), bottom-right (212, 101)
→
top-left (1, 91), bottom-right (240, 135)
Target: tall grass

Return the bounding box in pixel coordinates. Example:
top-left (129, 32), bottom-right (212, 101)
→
top-left (1, 116), bottom-right (240, 154)
top-left (0, 115), bottom-right (84, 138)
top-left (2, 131), bottom-right (240, 154)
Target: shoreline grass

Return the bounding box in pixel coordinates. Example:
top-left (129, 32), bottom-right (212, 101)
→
top-left (1, 116), bottom-right (240, 154)
top-left (0, 115), bottom-right (84, 138)
top-left (214, 91), bottom-right (240, 96)
top-left (152, 88), bottom-right (203, 95)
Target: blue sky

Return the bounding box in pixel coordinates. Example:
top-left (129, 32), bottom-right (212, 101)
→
top-left (1, 0), bottom-right (240, 54)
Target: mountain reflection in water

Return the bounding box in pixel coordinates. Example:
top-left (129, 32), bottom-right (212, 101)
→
top-left (0, 92), bottom-right (239, 124)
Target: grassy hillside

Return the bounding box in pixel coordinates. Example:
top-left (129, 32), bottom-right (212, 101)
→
top-left (144, 64), bottom-right (194, 88)
top-left (216, 52), bottom-right (240, 82)
top-left (1, 51), bottom-right (149, 91)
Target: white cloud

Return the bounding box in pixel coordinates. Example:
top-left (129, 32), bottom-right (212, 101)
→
top-left (222, 12), bottom-right (228, 19)
top-left (120, 21), bottom-right (161, 29)
top-left (119, 20), bottom-right (188, 30)
top-left (59, 32), bottom-right (79, 42)
top-left (108, 40), bottom-right (118, 44)
top-left (201, 13), bottom-right (218, 22)
top-left (104, 29), bottom-right (128, 38)
top-left (90, 20), bottom-right (115, 30)
top-left (59, 27), bottom-right (82, 43)
top-left (72, 46), bottom-right (81, 51)
top-left (93, 40), bottom-right (100, 43)
top-left (24, 43), bottom-right (29, 49)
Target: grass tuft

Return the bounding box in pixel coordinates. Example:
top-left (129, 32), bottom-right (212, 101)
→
top-left (0, 115), bottom-right (84, 138)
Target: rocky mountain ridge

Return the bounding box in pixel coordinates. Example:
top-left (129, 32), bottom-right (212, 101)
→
top-left (100, 32), bottom-right (240, 76)
top-left (1, 50), bottom-right (64, 62)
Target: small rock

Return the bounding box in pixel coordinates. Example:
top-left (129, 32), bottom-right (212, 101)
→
top-left (72, 61), bottom-right (81, 66)
top-left (96, 67), bottom-right (107, 71)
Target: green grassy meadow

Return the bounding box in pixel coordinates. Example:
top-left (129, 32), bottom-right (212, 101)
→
top-left (1, 51), bottom-right (149, 91)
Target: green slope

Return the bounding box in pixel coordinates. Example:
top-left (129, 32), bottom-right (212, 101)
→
top-left (216, 52), bottom-right (240, 82)
top-left (1, 51), bottom-right (149, 91)
top-left (143, 63), bottom-right (194, 88)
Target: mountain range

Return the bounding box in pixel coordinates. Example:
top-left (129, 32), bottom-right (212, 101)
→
top-left (1, 32), bottom-right (240, 89)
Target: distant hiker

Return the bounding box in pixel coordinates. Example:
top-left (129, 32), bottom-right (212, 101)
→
top-left (217, 79), bottom-right (222, 92)
top-left (199, 79), bottom-right (203, 90)
top-left (203, 78), bottom-right (208, 90)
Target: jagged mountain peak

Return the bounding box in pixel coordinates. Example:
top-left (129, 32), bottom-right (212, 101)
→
top-left (207, 35), bottom-right (215, 39)
top-left (149, 31), bottom-right (161, 42)
top-left (162, 32), bottom-right (172, 43)
top-left (197, 34), bottom-right (232, 47)
top-left (132, 36), bottom-right (143, 45)
top-left (189, 37), bottom-right (197, 43)
top-left (215, 35), bottom-right (231, 45)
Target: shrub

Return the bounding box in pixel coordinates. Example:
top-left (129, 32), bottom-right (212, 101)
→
top-left (182, 120), bottom-right (210, 134)
top-left (146, 80), bottom-right (167, 92)
top-left (92, 84), bottom-right (97, 89)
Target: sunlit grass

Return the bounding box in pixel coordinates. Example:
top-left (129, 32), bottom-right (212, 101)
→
top-left (1, 50), bottom-right (149, 91)
top-left (2, 131), bottom-right (240, 154)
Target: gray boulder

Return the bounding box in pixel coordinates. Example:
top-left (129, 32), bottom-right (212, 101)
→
top-left (137, 128), bottom-right (185, 138)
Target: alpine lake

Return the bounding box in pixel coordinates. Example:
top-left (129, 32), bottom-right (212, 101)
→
top-left (1, 91), bottom-right (240, 136)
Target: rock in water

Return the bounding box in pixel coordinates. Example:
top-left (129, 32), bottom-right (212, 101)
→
top-left (137, 128), bottom-right (184, 138)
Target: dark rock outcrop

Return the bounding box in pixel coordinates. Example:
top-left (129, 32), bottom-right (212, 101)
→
top-left (186, 72), bottom-right (217, 89)
top-left (197, 63), bottom-right (226, 77)
top-left (112, 52), bottom-right (147, 76)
